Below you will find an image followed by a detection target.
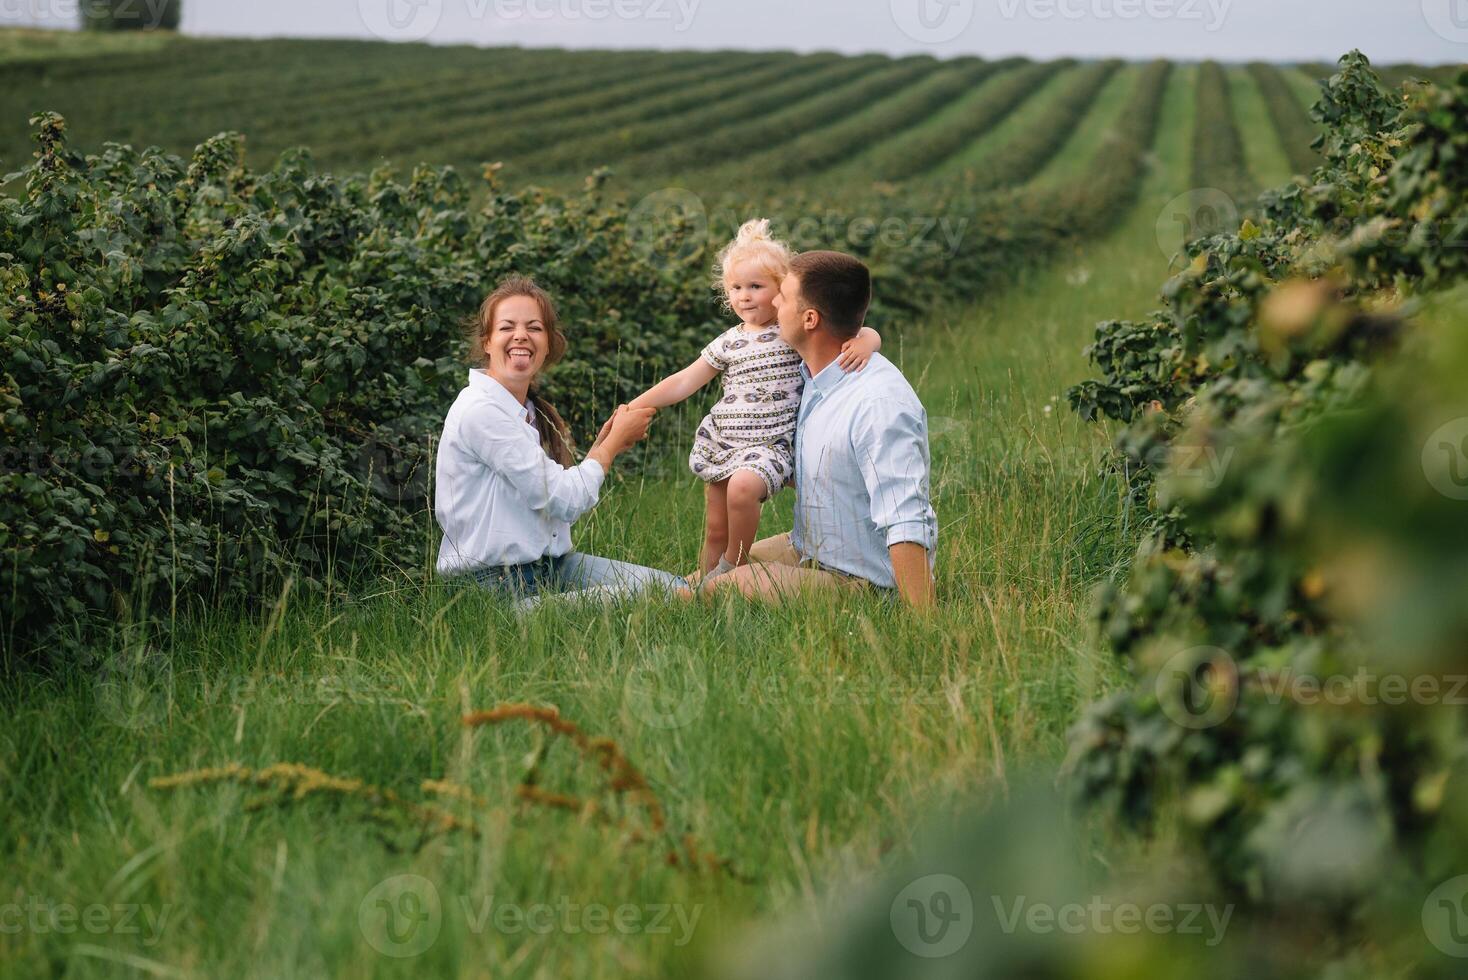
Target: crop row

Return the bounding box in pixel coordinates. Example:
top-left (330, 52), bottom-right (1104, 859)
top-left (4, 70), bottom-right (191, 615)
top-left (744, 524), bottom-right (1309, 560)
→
top-left (1, 46), bottom-right (694, 168)
top-left (1191, 61), bottom-right (1253, 206)
top-left (453, 54), bottom-right (851, 177)
top-left (215, 47), bottom-right (666, 146)
top-left (313, 51), bottom-right (773, 168)
top-left (861, 58), bottom-right (1068, 182)
top-left (752, 57), bottom-right (1009, 181)
top-left (615, 56), bottom-right (944, 177)
top-left (1246, 62), bottom-right (1321, 176)
top-left (954, 59), bottom-right (1121, 191)
top-left (522, 54), bottom-right (874, 176)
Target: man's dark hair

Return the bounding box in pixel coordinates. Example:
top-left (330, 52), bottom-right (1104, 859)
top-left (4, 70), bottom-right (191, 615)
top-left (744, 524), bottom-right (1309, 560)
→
top-left (789, 250), bottom-right (872, 341)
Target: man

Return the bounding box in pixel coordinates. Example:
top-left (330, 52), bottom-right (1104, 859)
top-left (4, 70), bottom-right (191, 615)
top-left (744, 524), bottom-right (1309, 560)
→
top-left (712, 250), bottom-right (937, 608)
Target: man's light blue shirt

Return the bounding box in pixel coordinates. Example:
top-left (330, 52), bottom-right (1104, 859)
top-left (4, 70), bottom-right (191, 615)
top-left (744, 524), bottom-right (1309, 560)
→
top-left (789, 352), bottom-right (937, 589)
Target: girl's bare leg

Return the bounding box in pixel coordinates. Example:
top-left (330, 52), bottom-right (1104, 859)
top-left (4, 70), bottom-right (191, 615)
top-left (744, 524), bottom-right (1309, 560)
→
top-left (701, 479), bottom-right (731, 573)
top-left (724, 470), bottom-right (768, 566)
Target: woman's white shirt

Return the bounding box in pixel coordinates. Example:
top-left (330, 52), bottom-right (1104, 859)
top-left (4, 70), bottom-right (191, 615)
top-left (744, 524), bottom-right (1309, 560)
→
top-left (435, 369), bottom-right (605, 575)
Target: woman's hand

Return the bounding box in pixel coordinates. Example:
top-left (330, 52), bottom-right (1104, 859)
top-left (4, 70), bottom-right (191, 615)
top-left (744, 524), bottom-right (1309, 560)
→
top-left (608, 405), bottom-right (656, 450)
top-left (590, 406), bottom-right (623, 453)
top-left (587, 405), bottom-right (657, 474)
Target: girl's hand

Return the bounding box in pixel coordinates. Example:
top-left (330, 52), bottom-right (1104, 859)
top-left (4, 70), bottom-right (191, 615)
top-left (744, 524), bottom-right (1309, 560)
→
top-left (838, 333), bottom-right (878, 372)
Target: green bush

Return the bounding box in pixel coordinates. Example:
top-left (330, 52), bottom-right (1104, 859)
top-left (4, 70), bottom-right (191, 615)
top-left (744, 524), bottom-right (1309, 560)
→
top-left (0, 114), bottom-right (718, 653)
top-left (1065, 52), bottom-right (1468, 930)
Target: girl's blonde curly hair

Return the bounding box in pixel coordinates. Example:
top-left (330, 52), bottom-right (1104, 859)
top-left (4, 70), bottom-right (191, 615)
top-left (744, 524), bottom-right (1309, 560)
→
top-left (713, 218), bottom-right (792, 304)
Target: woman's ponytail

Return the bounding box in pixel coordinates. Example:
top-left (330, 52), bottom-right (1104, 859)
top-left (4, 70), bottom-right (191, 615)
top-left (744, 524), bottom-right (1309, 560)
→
top-left (528, 388), bottom-right (575, 468)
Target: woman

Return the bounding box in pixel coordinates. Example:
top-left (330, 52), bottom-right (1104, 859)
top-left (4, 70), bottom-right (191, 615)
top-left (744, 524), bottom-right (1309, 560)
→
top-left (434, 275), bottom-right (683, 599)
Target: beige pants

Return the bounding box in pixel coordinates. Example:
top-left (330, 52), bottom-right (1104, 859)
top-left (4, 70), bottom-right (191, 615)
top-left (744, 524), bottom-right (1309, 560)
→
top-left (744, 533), bottom-right (871, 593)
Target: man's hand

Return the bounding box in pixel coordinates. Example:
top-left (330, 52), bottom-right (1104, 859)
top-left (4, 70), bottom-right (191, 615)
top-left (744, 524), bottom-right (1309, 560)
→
top-left (889, 542), bottom-right (935, 609)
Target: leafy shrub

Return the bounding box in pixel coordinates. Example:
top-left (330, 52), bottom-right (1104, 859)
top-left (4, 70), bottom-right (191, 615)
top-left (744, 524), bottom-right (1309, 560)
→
top-left (1065, 51), bottom-right (1468, 935)
top-left (0, 114), bottom-right (721, 652)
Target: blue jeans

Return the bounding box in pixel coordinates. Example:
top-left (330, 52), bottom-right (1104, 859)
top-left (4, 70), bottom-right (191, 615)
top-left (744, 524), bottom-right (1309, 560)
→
top-left (460, 552), bottom-right (686, 600)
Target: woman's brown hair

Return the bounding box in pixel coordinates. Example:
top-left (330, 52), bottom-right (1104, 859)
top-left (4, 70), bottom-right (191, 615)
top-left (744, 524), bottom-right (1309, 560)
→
top-left (466, 275), bottom-right (576, 467)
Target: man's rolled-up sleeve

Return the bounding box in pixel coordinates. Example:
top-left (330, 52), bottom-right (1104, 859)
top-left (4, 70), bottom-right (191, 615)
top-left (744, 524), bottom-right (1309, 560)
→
top-left (851, 399), bottom-right (937, 551)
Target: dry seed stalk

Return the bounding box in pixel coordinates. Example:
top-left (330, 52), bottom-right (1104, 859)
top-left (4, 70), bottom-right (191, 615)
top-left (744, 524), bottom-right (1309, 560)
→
top-left (462, 703), bottom-right (665, 831)
top-left (150, 762), bottom-right (475, 837)
top-left (463, 702), bottom-right (746, 880)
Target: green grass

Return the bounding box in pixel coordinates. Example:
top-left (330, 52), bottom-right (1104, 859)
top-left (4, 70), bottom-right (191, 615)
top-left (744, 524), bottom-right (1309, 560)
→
top-left (0, 53), bottom-right (1216, 980)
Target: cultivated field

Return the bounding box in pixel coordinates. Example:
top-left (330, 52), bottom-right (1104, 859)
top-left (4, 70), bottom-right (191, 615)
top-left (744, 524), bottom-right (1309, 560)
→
top-left (2, 30), bottom-right (1465, 978)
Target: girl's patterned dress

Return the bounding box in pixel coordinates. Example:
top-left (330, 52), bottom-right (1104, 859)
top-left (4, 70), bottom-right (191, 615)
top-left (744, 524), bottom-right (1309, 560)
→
top-left (688, 324), bottom-right (804, 499)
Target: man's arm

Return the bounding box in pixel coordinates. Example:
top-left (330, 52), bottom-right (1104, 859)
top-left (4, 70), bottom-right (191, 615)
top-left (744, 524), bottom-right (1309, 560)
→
top-left (889, 542), bottom-right (935, 608)
top-left (850, 398), bottom-right (939, 607)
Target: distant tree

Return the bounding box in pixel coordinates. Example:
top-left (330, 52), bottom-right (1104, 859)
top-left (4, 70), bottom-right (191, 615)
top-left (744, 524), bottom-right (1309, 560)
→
top-left (81, 0), bottom-right (182, 31)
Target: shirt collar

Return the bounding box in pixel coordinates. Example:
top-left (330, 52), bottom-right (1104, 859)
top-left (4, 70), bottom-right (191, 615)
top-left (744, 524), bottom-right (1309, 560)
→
top-left (802, 356), bottom-right (849, 399)
top-left (469, 369), bottom-right (535, 421)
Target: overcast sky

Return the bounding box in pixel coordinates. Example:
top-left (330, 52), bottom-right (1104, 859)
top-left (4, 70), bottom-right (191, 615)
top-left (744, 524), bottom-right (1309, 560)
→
top-left (6, 0), bottom-right (1464, 63)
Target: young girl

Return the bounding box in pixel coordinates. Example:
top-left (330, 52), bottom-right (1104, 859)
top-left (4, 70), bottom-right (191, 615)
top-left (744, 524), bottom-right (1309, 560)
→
top-left (629, 220), bottom-right (881, 582)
